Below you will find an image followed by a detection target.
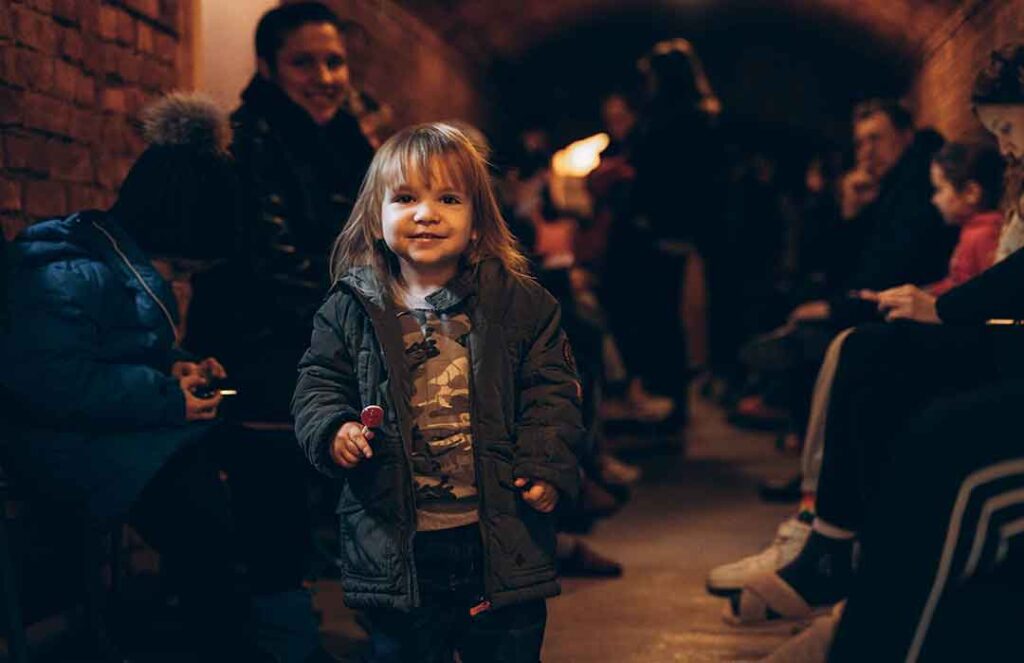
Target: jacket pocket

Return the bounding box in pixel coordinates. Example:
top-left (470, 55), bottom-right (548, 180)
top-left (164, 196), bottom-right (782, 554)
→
top-left (337, 501), bottom-right (397, 582)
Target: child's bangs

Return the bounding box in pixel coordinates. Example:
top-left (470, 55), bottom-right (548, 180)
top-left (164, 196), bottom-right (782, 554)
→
top-left (379, 130), bottom-right (477, 194)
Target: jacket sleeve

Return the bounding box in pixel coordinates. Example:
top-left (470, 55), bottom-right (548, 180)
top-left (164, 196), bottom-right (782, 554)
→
top-left (0, 266), bottom-right (185, 427)
top-left (513, 289), bottom-right (584, 502)
top-left (936, 246), bottom-right (1024, 324)
top-left (291, 294), bottom-right (362, 478)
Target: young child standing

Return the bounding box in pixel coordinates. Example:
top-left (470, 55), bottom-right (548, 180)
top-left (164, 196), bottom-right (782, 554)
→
top-left (292, 123), bottom-right (583, 661)
top-left (925, 141), bottom-right (1005, 295)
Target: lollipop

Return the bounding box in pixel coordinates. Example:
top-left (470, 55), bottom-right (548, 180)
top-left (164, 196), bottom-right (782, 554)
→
top-left (360, 405), bottom-right (384, 433)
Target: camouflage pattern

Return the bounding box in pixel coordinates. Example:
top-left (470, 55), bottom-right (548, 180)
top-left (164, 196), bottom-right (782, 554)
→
top-left (399, 308), bottom-right (479, 531)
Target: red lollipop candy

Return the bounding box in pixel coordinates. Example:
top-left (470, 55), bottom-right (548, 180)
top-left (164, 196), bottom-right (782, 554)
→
top-left (360, 405), bottom-right (384, 430)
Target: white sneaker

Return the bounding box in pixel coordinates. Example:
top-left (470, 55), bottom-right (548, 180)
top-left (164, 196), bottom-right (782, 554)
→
top-left (706, 517), bottom-right (810, 596)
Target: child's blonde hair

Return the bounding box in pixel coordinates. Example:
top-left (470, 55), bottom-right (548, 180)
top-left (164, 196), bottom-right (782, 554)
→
top-left (331, 122), bottom-right (530, 293)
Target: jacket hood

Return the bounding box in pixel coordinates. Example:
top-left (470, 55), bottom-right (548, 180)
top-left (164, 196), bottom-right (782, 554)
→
top-left (10, 211), bottom-right (180, 328)
top-left (337, 260), bottom-right (502, 312)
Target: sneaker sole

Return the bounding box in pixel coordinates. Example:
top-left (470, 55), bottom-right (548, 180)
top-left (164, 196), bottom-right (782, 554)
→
top-left (705, 582), bottom-right (742, 598)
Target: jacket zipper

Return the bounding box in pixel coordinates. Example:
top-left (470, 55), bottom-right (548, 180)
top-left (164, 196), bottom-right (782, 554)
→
top-left (347, 285), bottom-right (420, 606)
top-left (466, 320), bottom-right (494, 606)
top-left (91, 221), bottom-right (178, 343)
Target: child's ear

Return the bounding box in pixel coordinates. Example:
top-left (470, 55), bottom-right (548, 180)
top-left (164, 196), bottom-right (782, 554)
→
top-left (963, 181), bottom-right (984, 207)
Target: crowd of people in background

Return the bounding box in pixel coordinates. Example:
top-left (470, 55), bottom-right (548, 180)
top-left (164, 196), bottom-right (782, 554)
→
top-left (1, 0), bottom-right (1023, 660)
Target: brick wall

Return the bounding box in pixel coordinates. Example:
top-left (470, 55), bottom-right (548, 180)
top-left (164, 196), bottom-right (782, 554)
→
top-left (909, 0), bottom-right (1024, 142)
top-left (0, 0), bottom-right (193, 240)
top-left (324, 0), bottom-right (485, 132)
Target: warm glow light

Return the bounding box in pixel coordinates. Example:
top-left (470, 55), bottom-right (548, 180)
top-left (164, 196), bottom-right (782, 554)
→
top-left (551, 133), bottom-right (610, 178)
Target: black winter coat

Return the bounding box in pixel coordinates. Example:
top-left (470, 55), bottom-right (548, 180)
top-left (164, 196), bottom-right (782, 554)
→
top-left (829, 130), bottom-right (958, 326)
top-left (187, 76), bottom-right (374, 421)
top-left (291, 262), bottom-right (584, 611)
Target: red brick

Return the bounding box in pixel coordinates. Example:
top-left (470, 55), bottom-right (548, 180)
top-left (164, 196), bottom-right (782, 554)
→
top-left (116, 10), bottom-right (136, 46)
top-left (0, 86), bottom-right (21, 125)
top-left (68, 183), bottom-right (106, 210)
top-left (17, 47), bottom-right (54, 92)
top-left (24, 179), bottom-right (67, 218)
top-left (12, 5), bottom-right (57, 53)
top-left (153, 31), bottom-right (175, 64)
top-left (50, 142), bottom-right (93, 183)
top-left (99, 119), bottom-right (127, 154)
top-left (95, 151), bottom-right (130, 189)
top-left (53, 0), bottom-right (78, 24)
top-left (101, 42), bottom-right (124, 78)
top-left (0, 178), bottom-right (22, 212)
top-left (69, 108), bottom-right (101, 143)
top-left (99, 85), bottom-right (125, 112)
top-left (118, 51), bottom-right (143, 83)
top-left (97, 5), bottom-right (118, 41)
top-left (78, 0), bottom-right (98, 34)
top-left (60, 27), bottom-right (83, 62)
top-left (81, 33), bottom-right (102, 74)
top-left (74, 70), bottom-right (95, 105)
top-left (26, 0), bottom-right (54, 13)
top-left (157, 0), bottom-right (178, 30)
top-left (136, 22), bottom-right (153, 53)
top-left (22, 91), bottom-right (71, 135)
top-left (5, 132), bottom-right (49, 172)
top-left (124, 86), bottom-right (147, 115)
top-left (53, 59), bottom-right (77, 98)
top-left (0, 2), bottom-right (12, 40)
top-left (0, 43), bottom-right (24, 87)
top-left (125, 0), bottom-right (159, 20)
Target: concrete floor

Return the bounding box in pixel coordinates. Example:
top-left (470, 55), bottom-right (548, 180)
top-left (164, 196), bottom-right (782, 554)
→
top-left (542, 397), bottom-right (801, 662)
top-left (315, 395), bottom-right (805, 662)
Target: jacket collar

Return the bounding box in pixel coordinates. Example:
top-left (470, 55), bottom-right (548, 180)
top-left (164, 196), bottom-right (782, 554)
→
top-left (963, 210), bottom-right (1004, 230)
top-left (338, 261), bottom-right (493, 313)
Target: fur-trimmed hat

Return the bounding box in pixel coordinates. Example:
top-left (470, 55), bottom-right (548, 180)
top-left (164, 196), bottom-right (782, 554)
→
top-left (112, 92), bottom-right (238, 260)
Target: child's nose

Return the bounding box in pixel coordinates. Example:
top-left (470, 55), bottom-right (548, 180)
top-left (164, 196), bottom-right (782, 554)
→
top-left (414, 202), bottom-right (439, 222)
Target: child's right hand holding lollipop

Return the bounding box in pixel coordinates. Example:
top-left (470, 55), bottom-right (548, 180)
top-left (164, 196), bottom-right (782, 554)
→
top-left (331, 421), bottom-right (374, 468)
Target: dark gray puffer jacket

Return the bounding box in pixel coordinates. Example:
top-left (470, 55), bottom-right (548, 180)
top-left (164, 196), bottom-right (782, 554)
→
top-left (292, 260), bottom-right (584, 611)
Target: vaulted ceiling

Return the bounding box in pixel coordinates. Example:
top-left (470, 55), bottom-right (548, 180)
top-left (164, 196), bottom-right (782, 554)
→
top-left (397, 0), bottom-right (967, 154)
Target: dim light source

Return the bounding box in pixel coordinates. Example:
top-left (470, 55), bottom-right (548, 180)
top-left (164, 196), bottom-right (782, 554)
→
top-left (551, 133), bottom-right (610, 178)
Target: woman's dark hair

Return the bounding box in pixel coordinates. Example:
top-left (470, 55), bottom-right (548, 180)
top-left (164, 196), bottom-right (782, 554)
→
top-left (932, 142), bottom-right (1006, 210)
top-left (972, 44), bottom-right (1024, 105)
top-left (111, 94), bottom-right (238, 261)
top-left (255, 2), bottom-right (345, 70)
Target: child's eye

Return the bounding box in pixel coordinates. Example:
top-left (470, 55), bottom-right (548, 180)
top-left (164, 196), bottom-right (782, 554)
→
top-left (441, 194), bottom-right (463, 205)
top-left (290, 55), bottom-right (314, 69)
top-left (392, 194), bottom-right (414, 204)
top-left (327, 55), bottom-right (346, 70)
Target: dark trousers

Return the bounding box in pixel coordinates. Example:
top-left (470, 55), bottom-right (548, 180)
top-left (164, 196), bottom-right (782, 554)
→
top-left (814, 322), bottom-right (1019, 530)
top-left (365, 525), bottom-right (547, 663)
top-left (830, 380), bottom-right (1024, 661)
top-left (128, 424), bottom-right (312, 655)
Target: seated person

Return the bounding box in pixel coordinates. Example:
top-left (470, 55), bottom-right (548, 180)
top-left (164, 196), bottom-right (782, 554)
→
top-left (0, 94), bottom-right (317, 662)
top-left (707, 139), bottom-right (1008, 596)
top-left (723, 46), bottom-right (1024, 643)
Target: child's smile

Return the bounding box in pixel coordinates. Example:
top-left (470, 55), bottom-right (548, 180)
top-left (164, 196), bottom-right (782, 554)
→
top-left (381, 161), bottom-right (475, 284)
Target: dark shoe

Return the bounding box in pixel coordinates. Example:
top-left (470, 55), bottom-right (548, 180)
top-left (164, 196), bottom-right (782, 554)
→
top-left (558, 541), bottom-right (623, 578)
top-left (580, 476), bottom-right (623, 519)
top-left (759, 474), bottom-right (803, 503)
top-left (728, 394), bottom-right (790, 431)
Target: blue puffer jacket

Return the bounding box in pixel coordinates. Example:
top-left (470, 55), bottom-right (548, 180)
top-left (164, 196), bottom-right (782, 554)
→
top-left (0, 211), bottom-right (208, 522)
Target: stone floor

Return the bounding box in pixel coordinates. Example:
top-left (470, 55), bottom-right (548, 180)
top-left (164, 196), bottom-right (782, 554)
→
top-left (314, 395), bottom-right (805, 662)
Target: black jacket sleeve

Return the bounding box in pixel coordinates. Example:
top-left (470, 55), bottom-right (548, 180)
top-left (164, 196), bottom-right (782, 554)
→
top-left (936, 247), bottom-right (1024, 324)
top-left (291, 294), bottom-right (362, 477)
top-left (513, 288), bottom-right (584, 502)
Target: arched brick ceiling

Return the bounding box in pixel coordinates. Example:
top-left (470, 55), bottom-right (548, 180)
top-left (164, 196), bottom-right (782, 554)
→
top-left (395, 0), bottom-right (968, 152)
top-left (401, 0), bottom-right (958, 64)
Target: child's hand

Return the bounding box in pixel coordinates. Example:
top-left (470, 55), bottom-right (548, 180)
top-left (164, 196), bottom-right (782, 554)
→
top-left (331, 421), bottom-right (375, 469)
top-left (514, 478), bottom-right (559, 513)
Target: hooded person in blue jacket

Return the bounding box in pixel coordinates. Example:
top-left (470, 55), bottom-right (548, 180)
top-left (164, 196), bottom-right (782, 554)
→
top-left (0, 94), bottom-right (320, 661)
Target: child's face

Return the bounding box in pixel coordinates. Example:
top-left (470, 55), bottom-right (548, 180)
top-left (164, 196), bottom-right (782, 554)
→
top-left (929, 162), bottom-right (979, 226)
top-left (381, 161), bottom-right (475, 283)
top-left (976, 104), bottom-right (1024, 163)
top-left (264, 22), bottom-right (349, 126)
